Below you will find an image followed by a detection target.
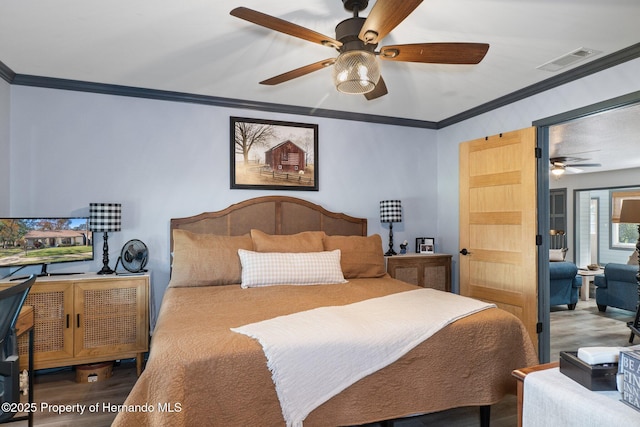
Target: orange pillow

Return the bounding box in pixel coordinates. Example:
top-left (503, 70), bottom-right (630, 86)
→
top-left (323, 234), bottom-right (386, 279)
top-left (250, 229), bottom-right (325, 252)
top-left (170, 230), bottom-right (253, 287)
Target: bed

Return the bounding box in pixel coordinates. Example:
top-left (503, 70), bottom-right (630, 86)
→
top-left (113, 196), bottom-right (537, 427)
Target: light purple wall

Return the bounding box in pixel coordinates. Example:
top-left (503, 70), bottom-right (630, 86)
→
top-left (7, 87), bottom-right (437, 322)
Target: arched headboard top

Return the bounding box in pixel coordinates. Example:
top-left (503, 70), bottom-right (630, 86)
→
top-left (170, 196), bottom-right (367, 252)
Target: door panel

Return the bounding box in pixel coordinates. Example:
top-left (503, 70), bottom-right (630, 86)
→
top-left (459, 127), bottom-right (539, 351)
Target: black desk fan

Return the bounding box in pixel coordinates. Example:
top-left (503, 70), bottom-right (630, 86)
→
top-left (115, 239), bottom-right (148, 275)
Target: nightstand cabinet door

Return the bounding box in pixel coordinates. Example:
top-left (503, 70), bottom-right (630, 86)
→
top-left (74, 278), bottom-right (148, 358)
top-left (20, 282), bottom-right (75, 368)
top-left (386, 254), bottom-right (452, 291)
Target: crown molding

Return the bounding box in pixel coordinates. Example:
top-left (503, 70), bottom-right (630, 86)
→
top-left (11, 74), bottom-right (439, 129)
top-left (0, 59), bottom-right (16, 83)
top-left (437, 42), bottom-right (640, 128)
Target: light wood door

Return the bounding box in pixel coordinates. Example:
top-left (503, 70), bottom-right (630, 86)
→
top-left (459, 127), bottom-right (539, 351)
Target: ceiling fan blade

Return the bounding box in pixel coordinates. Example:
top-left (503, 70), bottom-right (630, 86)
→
top-left (364, 76), bottom-right (388, 100)
top-left (259, 59), bottom-right (336, 85)
top-left (359, 0), bottom-right (423, 45)
top-left (231, 7), bottom-right (342, 48)
top-left (565, 166), bottom-right (585, 174)
top-left (566, 163), bottom-right (602, 167)
top-left (550, 156), bottom-right (588, 164)
top-left (379, 42), bottom-right (489, 64)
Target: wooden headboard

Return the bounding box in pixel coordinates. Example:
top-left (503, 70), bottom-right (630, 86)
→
top-left (170, 196), bottom-right (367, 252)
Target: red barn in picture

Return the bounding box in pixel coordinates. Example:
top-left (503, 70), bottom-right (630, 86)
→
top-left (265, 140), bottom-right (306, 173)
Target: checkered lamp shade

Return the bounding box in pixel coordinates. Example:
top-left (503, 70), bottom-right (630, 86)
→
top-left (380, 200), bottom-right (402, 223)
top-left (89, 203), bottom-right (122, 232)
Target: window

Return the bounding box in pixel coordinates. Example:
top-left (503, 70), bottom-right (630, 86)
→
top-left (611, 190), bottom-right (640, 249)
top-left (614, 223), bottom-right (639, 248)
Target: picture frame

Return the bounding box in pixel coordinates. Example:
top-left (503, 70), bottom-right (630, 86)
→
top-left (415, 237), bottom-right (435, 254)
top-left (230, 117), bottom-right (318, 191)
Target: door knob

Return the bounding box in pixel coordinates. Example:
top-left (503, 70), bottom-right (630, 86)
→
top-left (459, 248), bottom-right (471, 256)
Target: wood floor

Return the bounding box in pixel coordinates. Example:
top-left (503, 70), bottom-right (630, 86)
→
top-left (6, 299), bottom-right (636, 427)
top-left (550, 297), bottom-right (635, 363)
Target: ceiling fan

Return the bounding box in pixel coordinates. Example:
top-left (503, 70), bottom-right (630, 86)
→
top-left (550, 156), bottom-right (602, 176)
top-left (230, 0), bottom-right (489, 100)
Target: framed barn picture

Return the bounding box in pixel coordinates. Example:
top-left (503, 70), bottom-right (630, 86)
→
top-left (230, 117), bottom-right (318, 191)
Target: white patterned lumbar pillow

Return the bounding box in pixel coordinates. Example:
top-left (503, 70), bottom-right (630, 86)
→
top-left (238, 249), bottom-right (347, 288)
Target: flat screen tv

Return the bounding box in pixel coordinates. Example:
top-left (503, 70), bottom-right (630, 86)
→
top-left (0, 217), bottom-right (93, 276)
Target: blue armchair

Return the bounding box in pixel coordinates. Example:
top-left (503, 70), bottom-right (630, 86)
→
top-left (594, 263), bottom-right (639, 312)
top-left (549, 262), bottom-right (581, 310)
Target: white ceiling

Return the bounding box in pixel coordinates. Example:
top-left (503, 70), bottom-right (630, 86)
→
top-left (1, 1), bottom-right (639, 173)
top-left (1, 0), bottom-right (639, 124)
top-left (549, 102), bottom-right (640, 175)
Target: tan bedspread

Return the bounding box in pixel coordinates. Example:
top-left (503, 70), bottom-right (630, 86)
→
top-left (113, 277), bottom-right (537, 427)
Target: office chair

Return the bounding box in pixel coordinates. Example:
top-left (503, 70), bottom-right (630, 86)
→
top-left (0, 274), bottom-right (36, 422)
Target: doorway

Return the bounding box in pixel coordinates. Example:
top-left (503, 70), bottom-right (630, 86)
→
top-left (535, 90), bottom-right (640, 363)
top-left (589, 198), bottom-right (599, 266)
top-left (574, 191), bottom-right (600, 267)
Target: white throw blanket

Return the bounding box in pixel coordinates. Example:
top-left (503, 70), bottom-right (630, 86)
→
top-left (231, 288), bottom-right (496, 427)
top-left (523, 367), bottom-right (640, 426)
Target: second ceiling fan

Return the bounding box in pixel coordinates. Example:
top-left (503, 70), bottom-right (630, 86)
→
top-left (550, 156), bottom-right (602, 176)
top-left (230, 0), bottom-right (490, 100)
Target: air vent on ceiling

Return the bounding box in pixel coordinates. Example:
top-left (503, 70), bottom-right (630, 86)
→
top-left (536, 47), bottom-right (602, 72)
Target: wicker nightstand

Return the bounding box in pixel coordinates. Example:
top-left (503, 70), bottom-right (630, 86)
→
top-left (385, 253), bottom-right (452, 291)
top-left (1, 273), bottom-right (149, 376)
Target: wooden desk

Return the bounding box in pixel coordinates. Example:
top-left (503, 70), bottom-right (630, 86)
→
top-left (16, 306), bottom-right (34, 337)
top-left (4, 306), bottom-right (35, 427)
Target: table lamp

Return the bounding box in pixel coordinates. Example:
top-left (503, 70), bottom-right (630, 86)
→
top-left (380, 200), bottom-right (402, 256)
top-left (89, 203), bottom-right (121, 275)
top-left (619, 199), bottom-right (640, 342)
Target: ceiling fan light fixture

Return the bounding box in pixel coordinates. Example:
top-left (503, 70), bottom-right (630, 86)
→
top-left (551, 163), bottom-right (566, 176)
top-left (333, 50), bottom-right (380, 94)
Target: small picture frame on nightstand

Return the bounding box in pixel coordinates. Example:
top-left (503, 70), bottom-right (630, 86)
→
top-left (416, 237), bottom-right (435, 254)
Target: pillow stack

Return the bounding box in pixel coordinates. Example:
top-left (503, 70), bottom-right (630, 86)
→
top-left (169, 228), bottom-right (387, 288)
